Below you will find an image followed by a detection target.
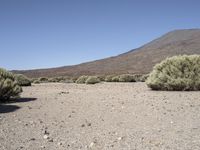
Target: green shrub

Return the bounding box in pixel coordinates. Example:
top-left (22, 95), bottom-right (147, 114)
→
top-left (105, 75), bottom-right (115, 82)
top-left (33, 80), bottom-right (40, 84)
top-left (76, 75), bottom-right (88, 84)
top-left (119, 74), bottom-right (136, 82)
top-left (111, 76), bottom-right (120, 82)
top-left (146, 55), bottom-right (200, 91)
top-left (96, 75), bottom-right (106, 81)
top-left (139, 74), bottom-right (149, 82)
top-left (85, 76), bottom-right (100, 84)
top-left (38, 77), bottom-right (48, 83)
top-left (15, 74), bottom-right (31, 86)
top-left (0, 68), bottom-right (22, 101)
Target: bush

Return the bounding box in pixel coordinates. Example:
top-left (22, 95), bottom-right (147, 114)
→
top-left (119, 74), bottom-right (136, 82)
top-left (105, 75), bottom-right (115, 82)
top-left (85, 76), bottom-right (100, 84)
top-left (33, 80), bottom-right (40, 84)
top-left (0, 68), bottom-right (22, 101)
top-left (76, 76), bottom-right (88, 84)
top-left (15, 74), bottom-right (31, 86)
top-left (146, 55), bottom-right (200, 91)
top-left (111, 76), bottom-right (120, 82)
top-left (139, 74), bottom-right (149, 82)
top-left (38, 77), bottom-right (48, 83)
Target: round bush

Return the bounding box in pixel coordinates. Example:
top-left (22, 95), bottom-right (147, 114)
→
top-left (111, 76), bottom-right (120, 82)
top-left (105, 75), bottom-right (115, 82)
top-left (38, 77), bottom-right (48, 83)
top-left (33, 80), bottom-right (40, 84)
top-left (0, 68), bottom-right (22, 101)
top-left (85, 76), bottom-right (100, 84)
top-left (15, 74), bottom-right (31, 86)
top-left (76, 76), bottom-right (88, 84)
top-left (146, 55), bottom-right (200, 91)
top-left (119, 74), bottom-right (136, 82)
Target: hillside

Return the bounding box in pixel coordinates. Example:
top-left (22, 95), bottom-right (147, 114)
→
top-left (13, 29), bottom-right (200, 78)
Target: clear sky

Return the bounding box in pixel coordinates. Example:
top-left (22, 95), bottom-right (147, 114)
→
top-left (1, 0), bottom-right (200, 70)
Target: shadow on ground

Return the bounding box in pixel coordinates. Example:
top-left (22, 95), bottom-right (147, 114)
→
top-left (0, 97), bottom-right (37, 113)
top-left (0, 104), bottom-right (20, 113)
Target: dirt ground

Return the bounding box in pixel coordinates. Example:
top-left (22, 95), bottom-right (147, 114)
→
top-left (0, 82), bottom-right (200, 150)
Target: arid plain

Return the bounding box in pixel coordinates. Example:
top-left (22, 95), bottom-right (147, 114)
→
top-left (1, 82), bottom-right (200, 150)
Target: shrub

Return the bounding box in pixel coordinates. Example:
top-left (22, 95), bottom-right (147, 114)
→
top-left (85, 76), bottom-right (100, 84)
top-left (33, 80), bottom-right (40, 84)
top-left (38, 77), bottom-right (48, 83)
top-left (119, 74), bottom-right (136, 82)
top-left (15, 74), bottom-right (31, 86)
top-left (76, 76), bottom-right (88, 84)
top-left (146, 55), bottom-right (200, 91)
top-left (105, 75), bottom-right (115, 82)
top-left (96, 75), bottom-right (106, 81)
top-left (111, 76), bottom-right (120, 82)
top-left (139, 74), bottom-right (149, 82)
top-left (0, 68), bottom-right (22, 101)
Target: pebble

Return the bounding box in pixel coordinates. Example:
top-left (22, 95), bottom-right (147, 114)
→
top-left (89, 142), bottom-right (94, 148)
top-left (118, 137), bottom-right (122, 141)
top-left (43, 135), bottom-right (49, 139)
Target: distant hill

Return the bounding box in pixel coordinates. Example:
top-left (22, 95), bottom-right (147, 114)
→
top-left (13, 29), bottom-right (200, 78)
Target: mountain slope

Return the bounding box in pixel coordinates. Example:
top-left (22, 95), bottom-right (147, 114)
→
top-left (14, 29), bottom-right (200, 78)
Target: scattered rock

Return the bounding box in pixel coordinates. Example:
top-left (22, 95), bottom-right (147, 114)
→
top-left (43, 135), bottom-right (49, 139)
top-left (89, 142), bottom-right (94, 148)
top-left (81, 124), bottom-right (85, 127)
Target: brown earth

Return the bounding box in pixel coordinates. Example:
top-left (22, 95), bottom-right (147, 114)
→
top-left (13, 29), bottom-right (200, 78)
top-left (1, 82), bottom-right (200, 150)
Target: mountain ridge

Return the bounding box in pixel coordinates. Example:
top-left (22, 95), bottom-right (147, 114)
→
top-left (13, 28), bottom-right (200, 78)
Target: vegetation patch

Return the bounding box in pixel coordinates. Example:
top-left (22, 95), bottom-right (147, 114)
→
top-left (0, 68), bottom-right (22, 101)
top-left (146, 55), bottom-right (200, 91)
top-left (76, 75), bottom-right (88, 84)
top-left (85, 76), bottom-right (100, 84)
top-left (15, 74), bottom-right (31, 86)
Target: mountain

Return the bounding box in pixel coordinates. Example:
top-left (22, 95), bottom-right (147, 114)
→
top-left (13, 29), bottom-right (200, 78)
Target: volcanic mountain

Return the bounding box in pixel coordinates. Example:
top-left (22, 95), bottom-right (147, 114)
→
top-left (13, 29), bottom-right (200, 78)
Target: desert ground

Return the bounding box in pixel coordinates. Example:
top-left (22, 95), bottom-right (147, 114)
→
top-left (0, 82), bottom-right (200, 150)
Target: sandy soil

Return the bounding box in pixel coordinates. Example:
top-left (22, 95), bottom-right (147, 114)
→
top-left (0, 82), bottom-right (200, 150)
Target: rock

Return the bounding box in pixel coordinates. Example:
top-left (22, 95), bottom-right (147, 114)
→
top-left (30, 138), bottom-right (36, 141)
top-left (43, 135), bottom-right (49, 139)
top-left (81, 124), bottom-right (85, 127)
top-left (48, 138), bottom-right (53, 142)
top-left (118, 137), bottom-right (122, 141)
top-left (57, 142), bottom-right (62, 146)
top-left (89, 142), bottom-right (94, 148)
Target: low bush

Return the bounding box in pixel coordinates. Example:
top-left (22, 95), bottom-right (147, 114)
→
top-left (146, 55), bottom-right (200, 91)
top-left (33, 80), bottom-right (40, 84)
top-left (105, 75), bottom-right (115, 82)
top-left (85, 76), bottom-right (100, 84)
top-left (119, 74), bottom-right (136, 82)
top-left (0, 68), bottom-right (22, 101)
top-left (76, 76), bottom-right (88, 84)
top-left (15, 74), bottom-right (31, 86)
top-left (38, 77), bottom-right (48, 83)
top-left (111, 76), bottom-right (120, 82)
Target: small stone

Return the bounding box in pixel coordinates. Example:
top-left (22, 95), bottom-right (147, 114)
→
top-left (118, 137), bottom-right (122, 141)
top-left (30, 138), bottom-right (36, 141)
top-left (81, 124), bottom-right (85, 127)
top-left (40, 146), bottom-right (45, 148)
top-left (43, 135), bottom-right (49, 139)
top-left (87, 123), bottom-right (92, 126)
top-left (57, 142), bottom-right (62, 146)
top-left (48, 138), bottom-right (53, 142)
top-left (89, 142), bottom-right (94, 148)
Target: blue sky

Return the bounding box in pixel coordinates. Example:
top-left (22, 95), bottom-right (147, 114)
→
top-left (1, 0), bottom-right (200, 70)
